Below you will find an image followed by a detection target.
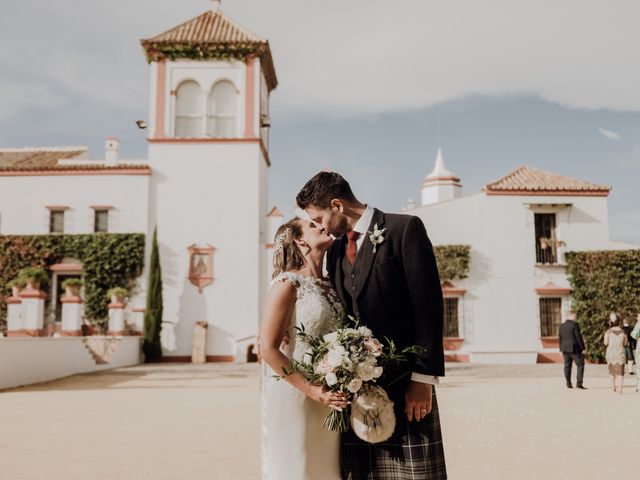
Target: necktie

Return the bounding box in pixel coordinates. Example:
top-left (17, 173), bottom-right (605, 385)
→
top-left (347, 231), bottom-right (360, 265)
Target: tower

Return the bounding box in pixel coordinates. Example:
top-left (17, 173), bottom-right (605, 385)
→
top-left (421, 149), bottom-right (462, 206)
top-left (140, 7), bottom-right (277, 360)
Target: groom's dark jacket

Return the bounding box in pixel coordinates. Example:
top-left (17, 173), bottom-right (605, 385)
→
top-left (327, 208), bottom-right (445, 392)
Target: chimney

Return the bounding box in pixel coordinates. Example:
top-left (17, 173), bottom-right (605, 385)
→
top-left (105, 137), bottom-right (120, 165)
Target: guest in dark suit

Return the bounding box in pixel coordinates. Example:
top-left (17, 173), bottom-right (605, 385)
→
top-left (559, 311), bottom-right (586, 389)
top-left (297, 171), bottom-right (447, 480)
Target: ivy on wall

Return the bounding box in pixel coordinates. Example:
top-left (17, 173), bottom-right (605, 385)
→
top-left (0, 234), bottom-right (145, 331)
top-left (434, 245), bottom-right (471, 282)
top-left (143, 42), bottom-right (269, 64)
top-left (566, 249), bottom-right (640, 362)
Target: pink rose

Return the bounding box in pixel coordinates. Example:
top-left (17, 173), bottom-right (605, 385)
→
top-left (364, 338), bottom-right (382, 355)
top-left (315, 355), bottom-right (334, 375)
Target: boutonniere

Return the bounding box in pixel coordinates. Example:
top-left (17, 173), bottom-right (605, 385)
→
top-left (367, 223), bottom-right (387, 253)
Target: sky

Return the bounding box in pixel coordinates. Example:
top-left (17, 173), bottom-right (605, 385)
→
top-left (1, 0), bottom-right (639, 243)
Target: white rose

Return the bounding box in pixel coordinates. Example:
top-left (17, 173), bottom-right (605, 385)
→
top-left (323, 331), bottom-right (339, 344)
top-left (356, 362), bottom-right (376, 381)
top-left (357, 326), bottom-right (373, 337)
top-left (343, 328), bottom-right (358, 336)
top-left (372, 366), bottom-right (383, 379)
top-left (327, 346), bottom-right (346, 368)
top-left (347, 378), bottom-right (363, 393)
top-left (325, 371), bottom-right (338, 386)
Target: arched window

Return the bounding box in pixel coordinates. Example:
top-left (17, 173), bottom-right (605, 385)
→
top-left (207, 81), bottom-right (237, 138)
top-left (175, 81), bottom-right (203, 137)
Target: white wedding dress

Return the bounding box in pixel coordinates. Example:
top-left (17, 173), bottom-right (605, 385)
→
top-left (261, 272), bottom-right (345, 480)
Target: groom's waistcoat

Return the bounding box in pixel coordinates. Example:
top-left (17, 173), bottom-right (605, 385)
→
top-left (328, 208), bottom-right (445, 379)
top-left (341, 252), bottom-right (360, 320)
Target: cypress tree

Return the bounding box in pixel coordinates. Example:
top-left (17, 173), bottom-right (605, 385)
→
top-left (143, 227), bottom-right (163, 362)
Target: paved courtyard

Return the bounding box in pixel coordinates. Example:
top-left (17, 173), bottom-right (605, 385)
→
top-left (1, 362), bottom-right (639, 479)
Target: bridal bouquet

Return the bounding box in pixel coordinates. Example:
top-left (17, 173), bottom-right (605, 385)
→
top-left (278, 317), bottom-right (421, 443)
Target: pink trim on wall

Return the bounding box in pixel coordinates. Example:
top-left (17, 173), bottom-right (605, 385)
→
top-left (50, 263), bottom-right (83, 272)
top-left (6, 296), bottom-right (22, 304)
top-left (45, 205), bottom-right (69, 210)
top-left (535, 281), bottom-right (571, 295)
top-left (108, 302), bottom-right (126, 309)
top-left (155, 59), bottom-right (167, 138)
top-left (90, 205), bottom-right (113, 210)
top-left (131, 307), bottom-right (145, 313)
top-left (244, 57), bottom-right (256, 138)
top-left (19, 290), bottom-right (48, 300)
top-left (61, 296), bottom-right (83, 304)
top-left (441, 281), bottom-right (466, 296)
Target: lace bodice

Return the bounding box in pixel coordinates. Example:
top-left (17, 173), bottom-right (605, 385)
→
top-left (271, 272), bottom-right (345, 361)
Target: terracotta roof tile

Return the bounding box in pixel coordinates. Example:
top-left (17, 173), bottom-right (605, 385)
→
top-left (0, 147), bottom-right (150, 175)
top-left (141, 10), bottom-right (277, 91)
top-left (0, 147), bottom-right (88, 169)
top-left (143, 10), bottom-right (266, 44)
top-left (484, 165), bottom-right (611, 196)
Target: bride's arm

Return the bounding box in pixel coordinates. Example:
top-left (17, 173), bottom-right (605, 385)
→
top-left (259, 280), bottom-right (348, 409)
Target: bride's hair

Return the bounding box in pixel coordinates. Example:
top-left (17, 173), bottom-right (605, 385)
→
top-left (272, 218), bottom-right (305, 279)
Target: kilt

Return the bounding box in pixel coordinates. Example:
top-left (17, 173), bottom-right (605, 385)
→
top-left (340, 387), bottom-right (447, 479)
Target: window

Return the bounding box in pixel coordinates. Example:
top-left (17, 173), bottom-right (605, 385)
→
top-left (50, 210), bottom-right (65, 233)
top-left (94, 210), bottom-right (109, 233)
top-left (175, 81), bottom-right (204, 137)
top-left (443, 297), bottom-right (460, 337)
top-left (207, 81), bottom-right (237, 138)
top-left (539, 297), bottom-right (562, 336)
top-left (534, 213), bottom-right (557, 264)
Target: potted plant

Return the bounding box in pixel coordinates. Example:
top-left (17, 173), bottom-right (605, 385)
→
top-left (19, 267), bottom-right (48, 291)
top-left (107, 287), bottom-right (129, 305)
top-left (61, 278), bottom-right (83, 297)
top-left (7, 276), bottom-right (27, 297)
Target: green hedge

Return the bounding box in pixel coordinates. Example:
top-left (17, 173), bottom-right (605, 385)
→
top-left (0, 234), bottom-right (145, 332)
top-left (434, 245), bottom-right (471, 282)
top-left (566, 249), bottom-right (640, 362)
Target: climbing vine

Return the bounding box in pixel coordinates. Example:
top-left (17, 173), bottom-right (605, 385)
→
top-left (0, 234), bottom-right (145, 332)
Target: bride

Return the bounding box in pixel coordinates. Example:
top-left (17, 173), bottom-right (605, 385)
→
top-left (260, 218), bottom-right (348, 480)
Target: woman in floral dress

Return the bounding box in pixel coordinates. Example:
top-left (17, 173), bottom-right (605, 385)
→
top-left (604, 314), bottom-right (628, 394)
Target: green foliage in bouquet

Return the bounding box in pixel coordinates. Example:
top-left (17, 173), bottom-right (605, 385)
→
top-left (0, 234), bottom-right (145, 332)
top-left (566, 249), bottom-right (640, 363)
top-left (433, 245), bottom-right (471, 282)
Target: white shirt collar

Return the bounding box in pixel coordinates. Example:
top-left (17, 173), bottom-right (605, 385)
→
top-left (352, 205), bottom-right (374, 235)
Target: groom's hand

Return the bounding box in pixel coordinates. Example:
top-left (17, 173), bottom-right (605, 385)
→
top-left (405, 381), bottom-right (432, 421)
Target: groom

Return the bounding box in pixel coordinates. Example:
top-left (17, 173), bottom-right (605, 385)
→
top-left (297, 172), bottom-right (447, 479)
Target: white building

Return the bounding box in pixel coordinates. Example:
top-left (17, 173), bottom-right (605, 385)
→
top-left (404, 150), bottom-right (637, 364)
top-left (0, 8), bottom-right (281, 362)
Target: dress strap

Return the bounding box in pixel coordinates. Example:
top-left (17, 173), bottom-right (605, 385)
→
top-left (270, 271), bottom-right (302, 288)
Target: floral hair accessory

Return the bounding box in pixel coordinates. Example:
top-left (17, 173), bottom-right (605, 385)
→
top-left (274, 227), bottom-right (292, 253)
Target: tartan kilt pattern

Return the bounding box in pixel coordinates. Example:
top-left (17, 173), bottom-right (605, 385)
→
top-left (340, 388), bottom-right (447, 480)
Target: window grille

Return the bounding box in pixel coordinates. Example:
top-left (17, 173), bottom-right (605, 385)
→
top-left (207, 81), bottom-right (237, 138)
top-left (94, 210), bottom-right (109, 233)
top-left (539, 297), bottom-right (562, 336)
top-left (534, 213), bottom-right (557, 264)
top-left (175, 81), bottom-right (203, 137)
top-left (50, 211), bottom-right (64, 234)
top-left (444, 297), bottom-right (460, 337)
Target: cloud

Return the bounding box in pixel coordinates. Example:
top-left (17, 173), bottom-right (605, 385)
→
top-left (598, 128), bottom-right (621, 141)
top-left (1, 0), bottom-right (639, 121)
